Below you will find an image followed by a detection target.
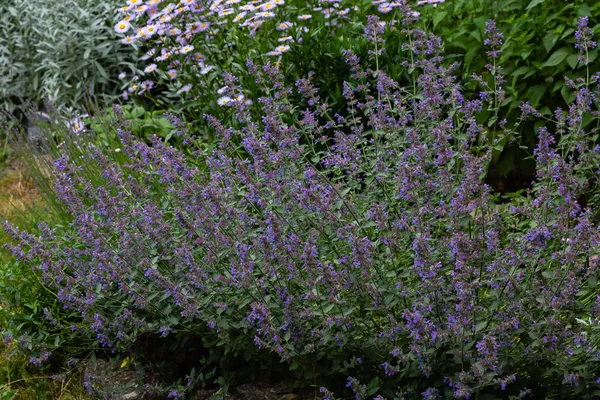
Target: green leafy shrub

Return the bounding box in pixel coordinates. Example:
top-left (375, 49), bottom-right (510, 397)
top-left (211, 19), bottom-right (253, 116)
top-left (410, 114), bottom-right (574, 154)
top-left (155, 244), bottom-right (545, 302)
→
top-left (407, 0), bottom-right (600, 184)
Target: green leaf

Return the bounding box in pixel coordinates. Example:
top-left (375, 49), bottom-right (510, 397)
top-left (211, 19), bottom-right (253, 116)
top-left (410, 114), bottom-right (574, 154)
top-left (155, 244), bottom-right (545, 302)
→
top-left (433, 11), bottom-right (447, 28)
top-left (542, 270), bottom-right (555, 279)
top-left (464, 47), bottom-right (479, 69)
top-left (561, 84), bottom-right (575, 104)
top-left (577, 3), bottom-right (591, 16)
top-left (566, 54), bottom-right (579, 69)
top-left (469, 29), bottom-right (482, 44)
top-left (542, 47), bottom-right (571, 67)
top-left (131, 107), bottom-right (145, 118)
top-left (526, 0), bottom-right (547, 10)
top-left (560, 28), bottom-right (575, 40)
top-left (511, 66), bottom-right (531, 78)
top-left (475, 321), bottom-right (487, 332)
top-left (526, 85), bottom-right (546, 107)
top-left (542, 32), bottom-right (558, 53)
top-left (366, 377), bottom-right (381, 396)
top-left (520, 49), bottom-right (533, 60)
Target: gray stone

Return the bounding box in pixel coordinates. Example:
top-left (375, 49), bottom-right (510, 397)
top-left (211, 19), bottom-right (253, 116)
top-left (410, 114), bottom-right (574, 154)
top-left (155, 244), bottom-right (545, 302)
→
top-left (121, 391), bottom-right (140, 400)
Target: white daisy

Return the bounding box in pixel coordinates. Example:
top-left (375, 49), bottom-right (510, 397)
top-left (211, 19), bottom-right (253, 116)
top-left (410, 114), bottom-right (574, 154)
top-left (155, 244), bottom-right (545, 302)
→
top-left (144, 64), bottom-right (158, 73)
top-left (181, 45), bottom-right (194, 54)
top-left (276, 21), bottom-right (292, 30)
top-left (177, 84), bottom-right (193, 94)
top-left (121, 36), bottom-right (136, 45)
top-left (275, 45), bottom-right (290, 53)
top-left (114, 20), bottom-right (131, 33)
top-left (217, 96), bottom-right (231, 106)
top-left (259, 2), bottom-right (277, 11)
top-left (233, 12), bottom-right (246, 22)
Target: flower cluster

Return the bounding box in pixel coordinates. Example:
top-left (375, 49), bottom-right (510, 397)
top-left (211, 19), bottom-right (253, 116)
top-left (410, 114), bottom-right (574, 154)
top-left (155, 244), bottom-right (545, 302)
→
top-left (113, 0), bottom-right (405, 97)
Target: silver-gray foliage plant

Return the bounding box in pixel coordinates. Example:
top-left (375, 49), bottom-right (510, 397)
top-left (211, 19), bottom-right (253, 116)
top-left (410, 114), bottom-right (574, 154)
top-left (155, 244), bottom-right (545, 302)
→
top-left (0, 0), bottom-right (138, 112)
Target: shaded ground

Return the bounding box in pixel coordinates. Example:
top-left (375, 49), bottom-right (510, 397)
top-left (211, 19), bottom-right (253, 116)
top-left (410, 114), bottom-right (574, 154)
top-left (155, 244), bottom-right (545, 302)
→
top-left (194, 382), bottom-right (315, 400)
top-left (88, 358), bottom-right (318, 400)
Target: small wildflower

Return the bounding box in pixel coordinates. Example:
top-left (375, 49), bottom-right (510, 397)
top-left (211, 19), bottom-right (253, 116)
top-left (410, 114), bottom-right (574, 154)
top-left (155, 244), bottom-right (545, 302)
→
top-left (144, 64), bottom-right (157, 73)
top-left (114, 20), bottom-right (131, 33)
top-left (133, 5), bottom-right (148, 14)
top-left (196, 22), bottom-right (210, 31)
top-left (141, 24), bottom-right (158, 37)
top-left (181, 45), bottom-right (194, 54)
top-left (259, 11), bottom-right (275, 18)
top-left (177, 83), bottom-right (192, 94)
top-left (219, 8), bottom-right (235, 17)
top-left (140, 48), bottom-right (156, 61)
top-left (277, 21), bottom-right (292, 30)
top-left (233, 12), bottom-right (246, 23)
top-left (275, 45), bottom-right (290, 53)
top-left (67, 118), bottom-right (85, 133)
top-left (217, 96), bottom-right (231, 106)
top-left (259, 2), bottom-right (277, 11)
top-left (121, 36), bottom-right (136, 45)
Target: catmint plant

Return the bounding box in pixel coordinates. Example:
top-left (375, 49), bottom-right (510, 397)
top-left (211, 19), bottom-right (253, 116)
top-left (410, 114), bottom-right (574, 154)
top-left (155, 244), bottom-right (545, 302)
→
top-left (4, 6), bottom-right (600, 400)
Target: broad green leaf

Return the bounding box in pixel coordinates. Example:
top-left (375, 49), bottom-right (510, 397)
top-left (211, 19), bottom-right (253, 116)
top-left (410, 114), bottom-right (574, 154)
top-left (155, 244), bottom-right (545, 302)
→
top-left (433, 11), bottom-right (447, 28)
top-left (526, 84), bottom-right (546, 106)
top-left (542, 270), bottom-right (555, 279)
top-left (526, 0), bottom-right (547, 10)
top-left (542, 32), bottom-right (558, 53)
top-left (464, 47), bottom-right (479, 69)
top-left (511, 66), bottom-right (531, 79)
top-left (521, 49), bottom-right (533, 60)
top-left (542, 47), bottom-right (571, 67)
top-left (560, 28), bottom-right (575, 40)
top-left (469, 29), bottom-right (482, 44)
top-left (566, 54), bottom-right (579, 69)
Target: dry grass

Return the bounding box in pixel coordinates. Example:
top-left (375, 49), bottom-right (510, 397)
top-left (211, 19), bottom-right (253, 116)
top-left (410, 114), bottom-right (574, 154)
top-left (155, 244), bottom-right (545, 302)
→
top-left (0, 160), bottom-right (42, 220)
top-left (0, 158), bottom-right (46, 261)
